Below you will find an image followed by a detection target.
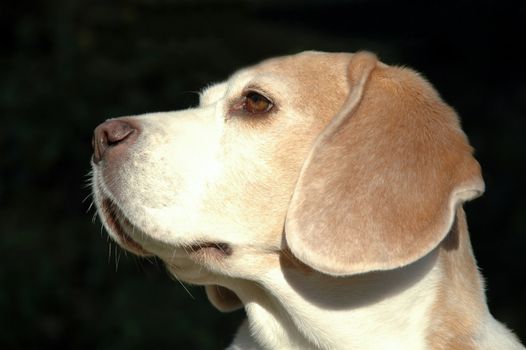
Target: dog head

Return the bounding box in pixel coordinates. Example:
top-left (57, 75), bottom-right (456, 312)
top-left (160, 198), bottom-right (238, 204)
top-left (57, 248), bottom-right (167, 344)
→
top-left (91, 51), bottom-right (483, 310)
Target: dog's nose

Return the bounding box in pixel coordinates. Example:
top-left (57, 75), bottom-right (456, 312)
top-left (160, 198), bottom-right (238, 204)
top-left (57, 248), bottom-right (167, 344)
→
top-left (92, 119), bottom-right (139, 164)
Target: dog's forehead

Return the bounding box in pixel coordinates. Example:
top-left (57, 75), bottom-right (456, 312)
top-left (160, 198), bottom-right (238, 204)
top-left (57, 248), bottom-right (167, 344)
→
top-left (255, 51), bottom-right (351, 75)
top-left (236, 51), bottom-right (352, 87)
top-left (200, 51), bottom-right (352, 111)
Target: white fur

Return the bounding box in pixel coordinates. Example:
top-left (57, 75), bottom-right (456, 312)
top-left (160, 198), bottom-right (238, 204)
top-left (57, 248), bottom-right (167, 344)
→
top-left (234, 250), bottom-right (440, 349)
top-left (92, 51), bottom-right (524, 349)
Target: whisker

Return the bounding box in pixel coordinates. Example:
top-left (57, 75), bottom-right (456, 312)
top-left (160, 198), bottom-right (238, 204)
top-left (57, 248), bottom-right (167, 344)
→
top-left (167, 266), bottom-right (195, 300)
top-left (144, 256), bottom-right (157, 267)
top-left (82, 193), bottom-right (92, 204)
top-left (216, 243), bottom-right (226, 254)
top-left (177, 278), bottom-right (195, 300)
top-left (87, 200), bottom-right (95, 214)
top-left (115, 245), bottom-right (121, 271)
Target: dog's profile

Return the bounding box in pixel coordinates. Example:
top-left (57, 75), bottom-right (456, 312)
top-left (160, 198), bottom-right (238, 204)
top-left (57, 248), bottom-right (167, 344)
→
top-left (91, 51), bottom-right (524, 349)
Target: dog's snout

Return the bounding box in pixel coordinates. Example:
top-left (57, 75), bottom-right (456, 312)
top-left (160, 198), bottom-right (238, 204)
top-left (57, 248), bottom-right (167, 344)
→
top-left (92, 119), bottom-right (139, 164)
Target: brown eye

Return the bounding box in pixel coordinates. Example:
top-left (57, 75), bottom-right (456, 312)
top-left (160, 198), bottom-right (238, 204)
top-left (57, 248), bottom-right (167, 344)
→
top-left (244, 91), bottom-right (273, 114)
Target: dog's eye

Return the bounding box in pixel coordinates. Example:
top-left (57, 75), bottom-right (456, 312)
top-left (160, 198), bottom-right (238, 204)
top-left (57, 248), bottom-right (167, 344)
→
top-left (244, 92), bottom-right (273, 114)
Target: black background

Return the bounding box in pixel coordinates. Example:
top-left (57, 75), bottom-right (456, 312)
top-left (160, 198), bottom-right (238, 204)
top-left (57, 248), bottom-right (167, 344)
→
top-left (1, 0), bottom-right (525, 348)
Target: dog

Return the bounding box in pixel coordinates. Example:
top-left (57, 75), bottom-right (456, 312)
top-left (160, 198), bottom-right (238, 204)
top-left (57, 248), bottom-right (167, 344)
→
top-left (91, 51), bottom-right (524, 349)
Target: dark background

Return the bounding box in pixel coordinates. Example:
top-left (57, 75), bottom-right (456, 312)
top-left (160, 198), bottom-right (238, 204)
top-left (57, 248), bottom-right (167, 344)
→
top-left (1, 0), bottom-right (525, 348)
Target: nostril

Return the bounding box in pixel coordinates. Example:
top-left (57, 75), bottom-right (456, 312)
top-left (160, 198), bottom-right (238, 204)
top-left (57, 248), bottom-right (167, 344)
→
top-left (92, 119), bottom-right (139, 164)
top-left (105, 122), bottom-right (135, 146)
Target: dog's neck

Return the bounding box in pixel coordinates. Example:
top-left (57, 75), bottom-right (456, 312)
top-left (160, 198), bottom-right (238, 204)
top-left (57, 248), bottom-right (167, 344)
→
top-left (229, 209), bottom-right (493, 349)
top-left (238, 249), bottom-right (441, 349)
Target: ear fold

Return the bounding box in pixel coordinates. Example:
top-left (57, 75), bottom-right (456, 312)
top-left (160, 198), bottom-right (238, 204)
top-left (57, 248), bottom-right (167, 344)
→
top-left (285, 52), bottom-right (484, 276)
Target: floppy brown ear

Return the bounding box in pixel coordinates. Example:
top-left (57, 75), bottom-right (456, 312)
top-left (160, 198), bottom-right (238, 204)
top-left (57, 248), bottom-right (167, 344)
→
top-left (285, 52), bottom-right (484, 276)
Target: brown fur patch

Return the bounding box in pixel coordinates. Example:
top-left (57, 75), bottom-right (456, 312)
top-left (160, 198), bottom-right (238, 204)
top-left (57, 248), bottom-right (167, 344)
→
top-left (285, 53), bottom-right (484, 275)
top-left (425, 208), bottom-right (486, 349)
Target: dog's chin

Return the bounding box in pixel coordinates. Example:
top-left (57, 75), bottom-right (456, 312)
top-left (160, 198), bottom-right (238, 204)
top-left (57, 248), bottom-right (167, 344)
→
top-left (97, 195), bottom-right (234, 262)
top-left (99, 197), bottom-right (153, 257)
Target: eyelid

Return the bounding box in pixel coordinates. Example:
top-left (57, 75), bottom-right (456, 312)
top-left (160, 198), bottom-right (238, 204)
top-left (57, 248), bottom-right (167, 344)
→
top-left (242, 86), bottom-right (273, 102)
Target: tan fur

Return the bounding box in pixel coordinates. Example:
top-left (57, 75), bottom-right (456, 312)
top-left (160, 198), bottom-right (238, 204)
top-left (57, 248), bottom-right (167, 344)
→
top-left (425, 208), bottom-right (487, 349)
top-left (286, 53), bottom-right (484, 276)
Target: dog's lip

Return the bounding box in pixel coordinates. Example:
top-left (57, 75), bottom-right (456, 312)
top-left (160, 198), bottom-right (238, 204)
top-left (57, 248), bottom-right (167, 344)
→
top-left (101, 197), bottom-right (152, 257)
top-left (189, 242), bottom-right (232, 256)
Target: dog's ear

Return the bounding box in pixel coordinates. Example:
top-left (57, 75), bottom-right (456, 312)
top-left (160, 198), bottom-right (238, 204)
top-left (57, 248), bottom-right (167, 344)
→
top-left (285, 52), bottom-right (484, 276)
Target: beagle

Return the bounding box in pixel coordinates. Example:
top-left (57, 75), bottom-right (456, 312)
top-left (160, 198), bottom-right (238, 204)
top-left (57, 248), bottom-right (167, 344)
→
top-left (91, 51), bottom-right (524, 349)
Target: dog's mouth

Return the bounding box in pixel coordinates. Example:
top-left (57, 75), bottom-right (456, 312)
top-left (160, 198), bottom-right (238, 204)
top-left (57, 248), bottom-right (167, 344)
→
top-left (101, 197), bottom-right (152, 256)
top-left (189, 242), bottom-right (232, 256)
top-left (100, 197), bottom-right (232, 259)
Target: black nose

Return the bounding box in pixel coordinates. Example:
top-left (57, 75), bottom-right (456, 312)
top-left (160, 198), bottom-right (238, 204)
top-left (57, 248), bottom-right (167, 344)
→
top-left (92, 119), bottom-right (139, 164)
